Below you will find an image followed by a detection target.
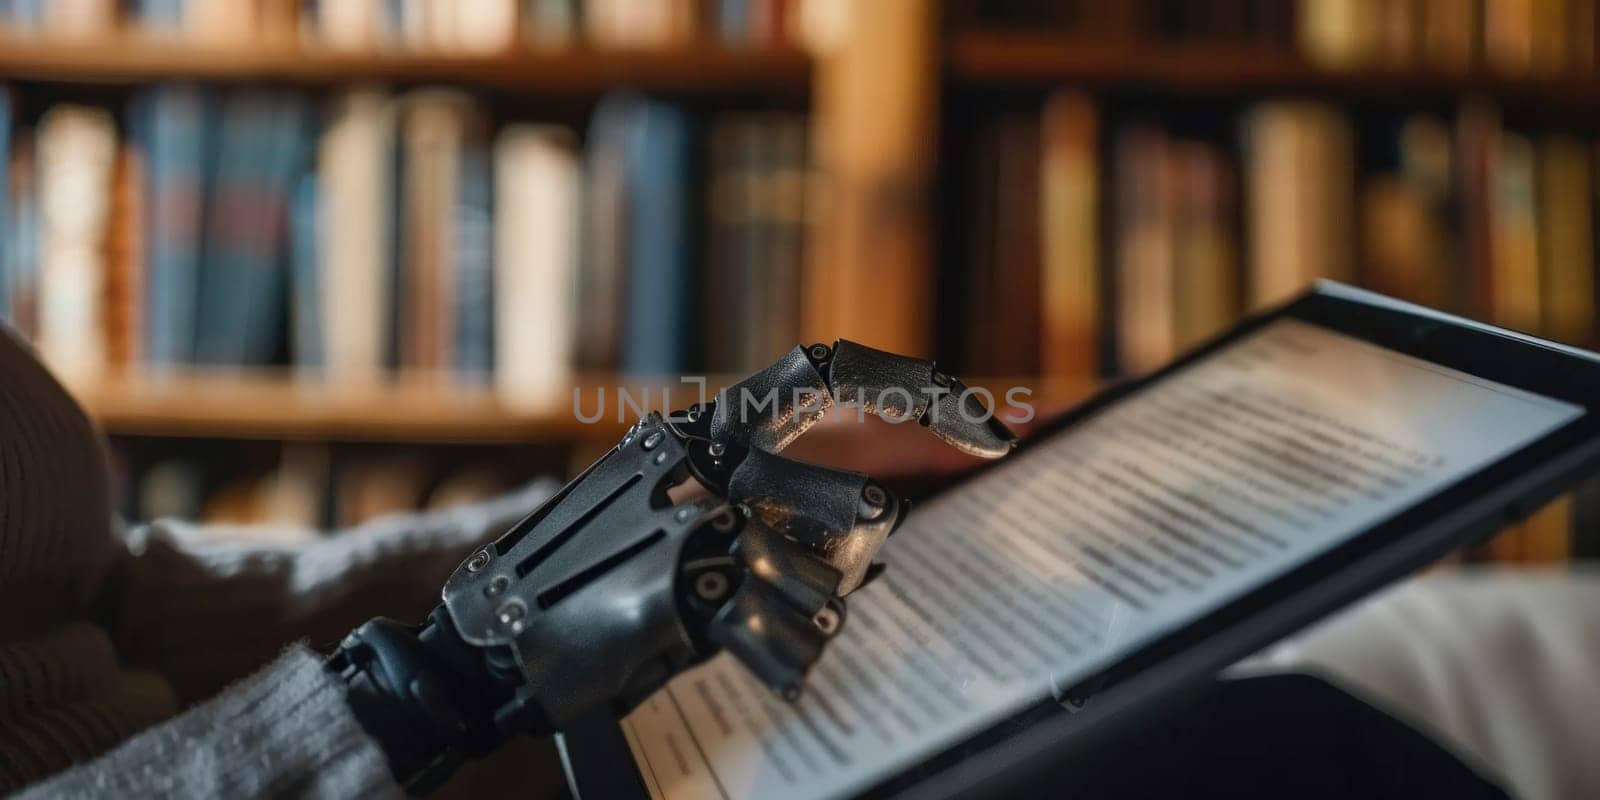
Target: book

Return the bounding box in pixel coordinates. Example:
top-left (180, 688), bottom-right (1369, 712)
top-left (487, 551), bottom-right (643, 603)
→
top-left (1243, 102), bottom-right (1354, 309)
top-left (620, 98), bottom-right (694, 375)
top-left (1359, 116), bottom-right (1454, 310)
top-left (523, 0), bottom-right (578, 48)
top-left (1456, 101), bottom-right (1501, 320)
top-left (494, 124), bottom-right (579, 405)
top-left (130, 0), bottom-right (185, 35)
top-left (1489, 131), bottom-right (1540, 333)
top-left (763, 115), bottom-right (808, 365)
top-left (455, 127), bottom-right (494, 379)
top-left (1115, 123), bottom-right (1174, 375)
top-left (1039, 91), bottom-right (1100, 381)
top-left (966, 114), bottom-right (1042, 377)
top-left (184, 0), bottom-right (257, 45)
top-left (39, 0), bottom-right (114, 38)
top-left (576, 94), bottom-right (631, 371)
top-left (317, 0), bottom-right (384, 50)
top-left (455, 0), bottom-right (517, 52)
top-left (194, 90), bottom-right (309, 366)
top-left (317, 89), bottom-right (397, 382)
top-left (396, 90), bottom-right (475, 373)
top-left (36, 104), bottom-right (117, 379)
top-left (1297, 0), bottom-right (1377, 69)
top-left (106, 144), bottom-right (146, 368)
top-left (703, 115), bottom-right (757, 373)
top-left (1536, 134), bottom-right (1595, 346)
top-left (4, 131), bottom-right (38, 339)
top-left (1421, 0), bottom-right (1477, 69)
top-left (704, 113), bottom-right (808, 372)
top-left (130, 84), bottom-right (209, 367)
top-left (289, 173), bottom-right (322, 372)
top-left (1170, 139), bottom-right (1239, 352)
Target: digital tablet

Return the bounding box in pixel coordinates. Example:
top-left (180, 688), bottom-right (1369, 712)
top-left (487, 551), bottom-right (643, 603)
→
top-left (560, 282), bottom-right (1600, 800)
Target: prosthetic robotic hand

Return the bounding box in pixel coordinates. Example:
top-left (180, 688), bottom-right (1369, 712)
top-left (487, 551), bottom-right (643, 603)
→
top-left (327, 341), bottom-right (1016, 793)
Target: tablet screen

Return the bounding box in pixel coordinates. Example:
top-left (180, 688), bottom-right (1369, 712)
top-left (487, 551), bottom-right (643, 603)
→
top-left (620, 317), bottom-right (1584, 800)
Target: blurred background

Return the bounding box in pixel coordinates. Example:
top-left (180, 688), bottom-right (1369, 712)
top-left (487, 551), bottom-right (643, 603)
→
top-left (0, 0), bottom-right (1596, 565)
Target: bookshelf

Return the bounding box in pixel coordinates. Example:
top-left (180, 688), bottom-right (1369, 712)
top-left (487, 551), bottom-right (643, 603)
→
top-left (4, 1), bottom-right (1593, 557)
top-left (67, 371), bottom-right (1089, 442)
top-left (0, 36), bottom-right (812, 93)
top-left (949, 32), bottom-right (1600, 103)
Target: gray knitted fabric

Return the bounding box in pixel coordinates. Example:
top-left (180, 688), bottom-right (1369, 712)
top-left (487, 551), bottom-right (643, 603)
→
top-left (0, 323), bottom-right (557, 795)
top-left (12, 646), bottom-right (397, 799)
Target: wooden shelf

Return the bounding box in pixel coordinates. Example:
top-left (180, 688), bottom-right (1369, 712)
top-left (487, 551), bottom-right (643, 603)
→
top-left (0, 36), bottom-right (811, 93)
top-left (65, 370), bottom-right (1094, 444)
top-left (70, 370), bottom-right (636, 442)
top-left (949, 32), bottom-right (1600, 103)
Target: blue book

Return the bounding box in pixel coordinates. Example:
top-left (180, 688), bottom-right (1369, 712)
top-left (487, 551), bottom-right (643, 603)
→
top-left (454, 139), bottom-right (494, 379)
top-left (131, 85), bottom-right (210, 366)
top-left (133, 0), bottom-right (185, 31)
top-left (620, 98), bottom-right (693, 375)
top-left (289, 173), bottom-right (321, 372)
top-left (0, 0), bottom-right (42, 28)
top-left (717, 0), bottom-right (752, 42)
top-left (195, 91), bottom-right (310, 365)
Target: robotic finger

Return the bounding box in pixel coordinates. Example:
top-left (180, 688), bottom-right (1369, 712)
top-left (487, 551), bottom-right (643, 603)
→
top-left (327, 342), bottom-right (1016, 793)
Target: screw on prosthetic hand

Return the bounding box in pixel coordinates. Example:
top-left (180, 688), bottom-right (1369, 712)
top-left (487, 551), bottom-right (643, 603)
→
top-left (330, 341), bottom-right (1015, 792)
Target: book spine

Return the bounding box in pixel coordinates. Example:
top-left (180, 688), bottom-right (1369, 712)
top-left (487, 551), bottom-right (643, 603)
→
top-left (735, 116), bottom-right (769, 371)
top-left (765, 114), bottom-right (808, 365)
top-left (702, 115), bottom-right (746, 373)
top-left (1039, 91), bottom-right (1100, 382)
top-left (1490, 131), bottom-right (1541, 333)
top-left (494, 124), bottom-right (579, 404)
top-left (36, 104), bottom-right (117, 378)
top-left (318, 90), bottom-right (396, 382)
top-left (1536, 135), bottom-right (1595, 345)
top-left (1170, 140), bottom-right (1239, 352)
top-left (135, 85), bottom-right (209, 367)
top-left (196, 91), bottom-right (303, 366)
top-left (1115, 123), bottom-right (1174, 375)
top-left (290, 173), bottom-right (323, 373)
top-left (621, 99), bottom-right (693, 374)
top-left (1244, 102), bottom-right (1354, 309)
top-left (5, 135), bottom-right (39, 339)
top-left (576, 94), bottom-right (633, 372)
top-left (107, 144), bottom-right (147, 368)
top-left (455, 135), bottom-right (494, 379)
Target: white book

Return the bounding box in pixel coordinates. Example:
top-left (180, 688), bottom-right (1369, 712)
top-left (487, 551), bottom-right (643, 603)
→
top-left (36, 104), bottom-right (115, 380)
top-left (184, 0), bottom-right (256, 45)
top-left (1244, 102), bottom-right (1354, 309)
top-left (317, 89), bottom-right (396, 383)
top-left (317, 0), bottom-right (382, 50)
top-left (494, 124), bottom-right (579, 407)
top-left (454, 0), bottom-right (516, 52)
top-left (41, 0), bottom-right (115, 39)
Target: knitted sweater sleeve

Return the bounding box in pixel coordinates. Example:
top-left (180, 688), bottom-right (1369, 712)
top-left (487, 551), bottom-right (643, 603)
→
top-left (105, 480), bottom-right (557, 704)
top-left (13, 645), bottom-right (401, 800)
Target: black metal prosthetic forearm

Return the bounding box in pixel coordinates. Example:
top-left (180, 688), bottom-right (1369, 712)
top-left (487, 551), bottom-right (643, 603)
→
top-left (327, 341), bottom-right (1015, 793)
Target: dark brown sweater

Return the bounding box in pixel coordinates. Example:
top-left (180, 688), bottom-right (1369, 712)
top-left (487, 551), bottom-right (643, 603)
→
top-left (0, 324), bottom-right (553, 795)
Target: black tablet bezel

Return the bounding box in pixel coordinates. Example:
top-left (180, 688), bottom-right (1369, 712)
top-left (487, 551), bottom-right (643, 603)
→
top-left (569, 282), bottom-right (1600, 799)
top-left (880, 282), bottom-right (1600, 798)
